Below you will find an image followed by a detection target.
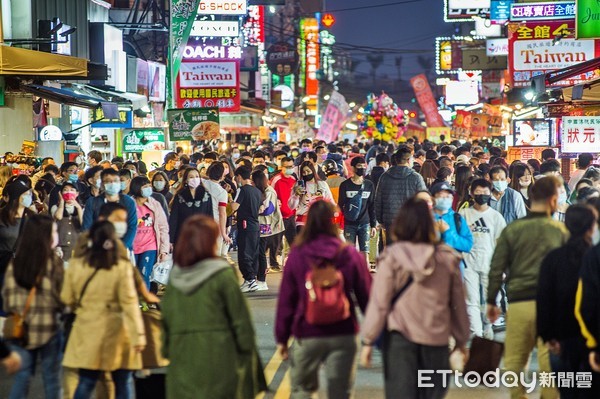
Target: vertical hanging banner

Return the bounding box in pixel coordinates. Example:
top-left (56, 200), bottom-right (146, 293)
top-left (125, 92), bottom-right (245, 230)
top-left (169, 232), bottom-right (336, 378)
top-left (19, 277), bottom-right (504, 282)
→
top-left (170, 0), bottom-right (201, 105)
top-left (410, 74), bottom-right (446, 128)
top-left (317, 91), bottom-right (349, 143)
top-left (300, 18), bottom-right (320, 113)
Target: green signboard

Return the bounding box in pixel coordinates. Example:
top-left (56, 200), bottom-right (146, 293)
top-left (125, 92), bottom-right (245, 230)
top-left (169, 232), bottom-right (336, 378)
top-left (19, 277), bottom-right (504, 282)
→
top-left (576, 0), bottom-right (600, 39)
top-left (167, 108), bottom-right (220, 141)
top-left (122, 128), bottom-right (166, 152)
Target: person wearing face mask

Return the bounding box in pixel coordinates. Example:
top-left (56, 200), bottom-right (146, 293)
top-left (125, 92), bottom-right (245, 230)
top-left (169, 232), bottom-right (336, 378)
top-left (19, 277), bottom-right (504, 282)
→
top-left (489, 165), bottom-right (527, 225)
top-left (2, 214), bottom-right (64, 399)
top-left (431, 182), bottom-right (473, 274)
top-left (323, 160), bottom-right (345, 203)
top-left (52, 182), bottom-right (83, 263)
top-left (569, 153), bottom-right (594, 193)
top-left (151, 171), bottom-right (173, 205)
top-left (509, 163), bottom-right (534, 209)
top-left (288, 161), bottom-right (334, 232)
top-left (48, 162), bottom-right (87, 210)
top-left (82, 168), bottom-right (138, 251)
top-left (169, 168), bottom-right (213, 246)
top-left (119, 168), bottom-right (134, 195)
top-left (554, 179), bottom-right (570, 222)
top-left (156, 152), bottom-right (180, 184)
top-left (273, 157), bottom-right (298, 263)
top-left (537, 205), bottom-right (600, 398)
top-left (338, 157), bottom-right (377, 265)
top-left (80, 165), bottom-right (103, 205)
top-left (231, 149), bottom-right (241, 163)
top-left (459, 179), bottom-right (506, 339)
top-left (487, 176), bottom-right (568, 399)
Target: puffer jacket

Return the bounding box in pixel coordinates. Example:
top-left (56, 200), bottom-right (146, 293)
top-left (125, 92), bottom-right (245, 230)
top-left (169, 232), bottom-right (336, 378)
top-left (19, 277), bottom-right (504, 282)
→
top-left (375, 166), bottom-right (427, 229)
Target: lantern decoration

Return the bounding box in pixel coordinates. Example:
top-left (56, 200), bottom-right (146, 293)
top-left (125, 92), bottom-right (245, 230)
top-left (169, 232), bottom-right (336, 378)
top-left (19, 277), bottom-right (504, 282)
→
top-left (358, 92), bottom-right (408, 142)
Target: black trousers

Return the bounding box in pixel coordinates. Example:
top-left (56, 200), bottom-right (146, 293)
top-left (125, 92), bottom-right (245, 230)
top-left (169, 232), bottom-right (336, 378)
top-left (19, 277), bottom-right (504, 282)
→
top-left (282, 216), bottom-right (297, 247)
top-left (237, 222), bottom-right (260, 281)
top-left (258, 237), bottom-right (268, 282)
top-left (266, 233), bottom-right (282, 267)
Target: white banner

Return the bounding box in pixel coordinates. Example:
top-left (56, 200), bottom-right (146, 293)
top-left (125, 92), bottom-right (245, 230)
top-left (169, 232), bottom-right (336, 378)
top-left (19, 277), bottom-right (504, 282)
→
top-left (316, 91), bottom-right (349, 143)
top-left (562, 116), bottom-right (600, 153)
top-left (191, 20), bottom-right (239, 37)
top-left (179, 61), bottom-right (237, 87)
top-left (513, 39), bottom-right (595, 71)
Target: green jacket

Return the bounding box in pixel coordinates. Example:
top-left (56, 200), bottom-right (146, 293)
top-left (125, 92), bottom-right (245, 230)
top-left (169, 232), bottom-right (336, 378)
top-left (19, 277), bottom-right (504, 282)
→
top-left (487, 212), bottom-right (568, 305)
top-left (161, 259), bottom-right (267, 399)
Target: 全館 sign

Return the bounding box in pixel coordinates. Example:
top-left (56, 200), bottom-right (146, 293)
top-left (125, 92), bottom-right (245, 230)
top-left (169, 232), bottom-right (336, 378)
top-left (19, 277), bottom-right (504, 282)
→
top-left (176, 60), bottom-right (240, 112)
top-left (191, 20), bottom-right (239, 37)
top-left (576, 0), bottom-right (600, 39)
top-left (562, 116), bottom-right (600, 153)
top-left (508, 20), bottom-right (600, 88)
top-left (197, 0), bottom-right (247, 15)
top-left (510, 1), bottom-right (575, 21)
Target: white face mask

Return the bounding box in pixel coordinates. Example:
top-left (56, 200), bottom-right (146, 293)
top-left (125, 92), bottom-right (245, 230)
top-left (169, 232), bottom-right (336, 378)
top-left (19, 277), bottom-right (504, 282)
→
top-left (112, 221), bottom-right (127, 238)
top-left (593, 225), bottom-right (600, 246)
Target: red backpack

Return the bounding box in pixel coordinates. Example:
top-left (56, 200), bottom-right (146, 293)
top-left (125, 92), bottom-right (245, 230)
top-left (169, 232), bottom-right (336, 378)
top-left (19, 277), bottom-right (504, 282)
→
top-left (304, 245), bottom-right (351, 325)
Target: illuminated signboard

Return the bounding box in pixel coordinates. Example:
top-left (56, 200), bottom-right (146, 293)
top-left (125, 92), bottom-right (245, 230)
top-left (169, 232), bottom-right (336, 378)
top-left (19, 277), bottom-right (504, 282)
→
top-left (197, 0), bottom-right (248, 15)
top-left (182, 44), bottom-right (242, 60)
top-left (435, 36), bottom-right (507, 74)
top-left (241, 5), bottom-right (265, 46)
top-left (445, 0), bottom-right (491, 21)
top-left (191, 20), bottom-right (240, 37)
top-left (510, 1), bottom-right (575, 21)
top-left (300, 18), bottom-right (320, 112)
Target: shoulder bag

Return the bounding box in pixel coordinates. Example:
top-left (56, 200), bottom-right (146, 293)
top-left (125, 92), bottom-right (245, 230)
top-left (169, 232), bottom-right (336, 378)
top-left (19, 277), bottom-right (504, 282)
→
top-left (2, 285), bottom-right (37, 346)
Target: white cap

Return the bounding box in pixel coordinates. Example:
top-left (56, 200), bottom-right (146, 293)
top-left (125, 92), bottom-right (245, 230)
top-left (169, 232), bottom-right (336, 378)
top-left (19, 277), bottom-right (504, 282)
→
top-left (456, 154), bottom-right (470, 164)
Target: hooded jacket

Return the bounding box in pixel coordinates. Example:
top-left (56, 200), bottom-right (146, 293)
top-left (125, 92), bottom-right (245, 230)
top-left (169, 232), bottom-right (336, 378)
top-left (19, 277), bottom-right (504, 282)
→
top-left (375, 166), bottom-right (427, 229)
top-left (275, 235), bottom-right (372, 344)
top-left (162, 258), bottom-right (266, 398)
top-left (366, 166), bottom-right (386, 191)
top-left (361, 242), bottom-right (470, 348)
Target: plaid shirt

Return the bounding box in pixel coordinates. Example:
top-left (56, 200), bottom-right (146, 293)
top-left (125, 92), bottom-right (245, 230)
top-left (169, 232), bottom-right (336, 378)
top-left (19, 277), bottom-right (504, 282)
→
top-left (2, 259), bottom-right (64, 349)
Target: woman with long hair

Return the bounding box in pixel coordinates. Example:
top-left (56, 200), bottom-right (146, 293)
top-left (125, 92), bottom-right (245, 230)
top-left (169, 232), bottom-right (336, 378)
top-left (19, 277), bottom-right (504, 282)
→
top-left (275, 200), bottom-right (372, 398)
top-left (168, 167), bottom-right (213, 245)
top-left (419, 159), bottom-right (439, 188)
top-left (361, 196), bottom-right (470, 399)
top-left (453, 164), bottom-right (473, 211)
top-left (510, 163), bottom-right (534, 208)
top-left (162, 215), bottom-right (266, 398)
top-left (129, 176), bottom-right (170, 289)
top-left (61, 221), bottom-right (145, 399)
top-left (288, 161), bottom-right (334, 231)
top-left (538, 204), bottom-right (599, 398)
top-left (2, 214), bottom-right (64, 399)
top-left (431, 166), bottom-right (452, 187)
top-left (151, 171), bottom-right (173, 205)
top-left (251, 170), bottom-right (284, 291)
top-left (0, 165), bottom-right (12, 193)
top-left (52, 182), bottom-right (83, 262)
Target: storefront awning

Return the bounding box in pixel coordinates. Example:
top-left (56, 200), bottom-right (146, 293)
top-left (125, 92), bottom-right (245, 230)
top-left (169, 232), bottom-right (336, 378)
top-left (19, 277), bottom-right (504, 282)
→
top-left (22, 84), bottom-right (116, 110)
top-left (80, 85), bottom-right (149, 111)
top-left (562, 78), bottom-right (600, 102)
top-left (0, 46), bottom-right (88, 77)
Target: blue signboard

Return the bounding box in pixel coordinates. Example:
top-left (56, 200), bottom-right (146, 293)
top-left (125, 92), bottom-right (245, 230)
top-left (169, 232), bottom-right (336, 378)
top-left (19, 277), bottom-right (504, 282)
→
top-left (91, 109), bottom-right (133, 129)
top-left (491, 0), bottom-right (512, 24)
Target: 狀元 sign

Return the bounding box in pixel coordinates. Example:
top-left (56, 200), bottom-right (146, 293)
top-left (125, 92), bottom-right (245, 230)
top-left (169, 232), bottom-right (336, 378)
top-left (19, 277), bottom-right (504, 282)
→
top-left (167, 108), bottom-right (220, 141)
top-left (191, 20), bottom-right (240, 37)
top-left (197, 0), bottom-right (247, 15)
top-left (561, 116), bottom-right (600, 153)
top-left (445, 0), bottom-right (491, 21)
top-left (486, 38), bottom-right (509, 56)
top-left (490, 0), bottom-right (513, 24)
top-left (508, 20), bottom-right (600, 88)
top-left (176, 60), bottom-right (240, 112)
top-left (122, 129), bottom-right (165, 152)
top-left (510, 1), bottom-right (575, 21)
top-left (576, 0), bottom-right (600, 39)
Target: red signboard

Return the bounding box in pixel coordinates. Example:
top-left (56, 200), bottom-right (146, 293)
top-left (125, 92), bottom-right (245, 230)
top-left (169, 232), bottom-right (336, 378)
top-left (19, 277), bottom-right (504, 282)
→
top-left (302, 18), bottom-right (320, 112)
top-left (508, 20), bottom-right (600, 87)
top-left (176, 60), bottom-right (241, 112)
top-left (410, 74), bottom-right (446, 128)
top-left (242, 5), bottom-right (264, 46)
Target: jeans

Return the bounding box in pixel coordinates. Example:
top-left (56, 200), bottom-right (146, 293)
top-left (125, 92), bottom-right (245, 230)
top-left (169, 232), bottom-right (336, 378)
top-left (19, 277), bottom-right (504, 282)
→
top-left (290, 335), bottom-right (357, 399)
top-left (134, 250), bottom-right (157, 289)
top-left (383, 331), bottom-right (449, 399)
top-left (8, 332), bottom-right (63, 399)
top-left (237, 222), bottom-right (260, 281)
top-left (74, 369), bottom-right (132, 399)
top-left (343, 223), bottom-right (370, 252)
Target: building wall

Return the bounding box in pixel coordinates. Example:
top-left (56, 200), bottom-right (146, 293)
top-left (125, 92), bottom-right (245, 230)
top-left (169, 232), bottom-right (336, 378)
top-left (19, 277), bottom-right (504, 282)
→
top-left (0, 94), bottom-right (35, 153)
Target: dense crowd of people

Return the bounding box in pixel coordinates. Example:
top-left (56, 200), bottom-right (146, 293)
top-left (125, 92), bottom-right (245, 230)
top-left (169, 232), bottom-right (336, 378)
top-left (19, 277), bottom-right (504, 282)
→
top-left (1, 137), bottom-right (600, 398)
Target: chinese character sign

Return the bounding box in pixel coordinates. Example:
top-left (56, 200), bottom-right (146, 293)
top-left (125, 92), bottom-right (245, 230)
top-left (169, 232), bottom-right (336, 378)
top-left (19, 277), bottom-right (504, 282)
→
top-left (170, 0), bottom-right (201, 102)
top-left (510, 1), bottom-right (575, 21)
top-left (507, 146), bottom-right (557, 163)
top-left (317, 91), bottom-right (349, 143)
top-left (562, 116), bottom-right (600, 152)
top-left (168, 108), bottom-right (220, 141)
top-left (301, 18), bottom-right (320, 112)
top-left (122, 129), bottom-right (166, 152)
top-left (410, 74), bottom-right (446, 128)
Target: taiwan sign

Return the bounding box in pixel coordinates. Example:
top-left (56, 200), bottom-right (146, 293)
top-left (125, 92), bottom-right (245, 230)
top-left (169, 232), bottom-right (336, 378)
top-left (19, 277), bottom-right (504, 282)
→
top-left (176, 60), bottom-right (240, 112)
top-left (122, 129), bottom-right (165, 152)
top-left (576, 0), bottom-right (600, 39)
top-left (508, 20), bottom-right (600, 87)
top-left (562, 116), bottom-right (600, 153)
top-left (510, 1), bottom-right (575, 21)
top-left (168, 108), bottom-right (220, 141)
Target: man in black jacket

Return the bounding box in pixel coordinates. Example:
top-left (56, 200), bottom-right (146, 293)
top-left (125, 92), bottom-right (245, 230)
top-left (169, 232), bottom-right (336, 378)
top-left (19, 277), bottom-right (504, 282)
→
top-left (375, 147), bottom-right (427, 244)
top-left (366, 153), bottom-right (390, 191)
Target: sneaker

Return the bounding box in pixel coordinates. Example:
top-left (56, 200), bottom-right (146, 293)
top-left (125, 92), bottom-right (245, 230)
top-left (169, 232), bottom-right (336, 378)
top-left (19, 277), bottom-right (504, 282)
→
top-left (241, 279), bottom-right (258, 293)
top-left (269, 266), bottom-right (282, 273)
top-left (256, 281), bottom-right (269, 291)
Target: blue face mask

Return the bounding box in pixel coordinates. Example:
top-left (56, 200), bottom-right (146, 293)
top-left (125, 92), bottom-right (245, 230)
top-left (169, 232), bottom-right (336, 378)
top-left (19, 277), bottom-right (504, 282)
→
top-left (68, 174), bottom-right (79, 183)
top-left (20, 194), bottom-right (33, 208)
top-left (104, 182), bottom-right (121, 196)
top-left (434, 197), bottom-right (453, 212)
top-left (558, 191), bottom-right (568, 206)
top-left (141, 187), bottom-right (153, 198)
top-left (492, 180), bottom-right (508, 192)
top-left (120, 181), bottom-right (128, 191)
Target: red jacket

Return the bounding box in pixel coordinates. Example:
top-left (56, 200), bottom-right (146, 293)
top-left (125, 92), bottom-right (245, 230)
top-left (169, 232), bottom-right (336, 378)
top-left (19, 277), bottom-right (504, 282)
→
top-left (274, 175), bottom-right (296, 219)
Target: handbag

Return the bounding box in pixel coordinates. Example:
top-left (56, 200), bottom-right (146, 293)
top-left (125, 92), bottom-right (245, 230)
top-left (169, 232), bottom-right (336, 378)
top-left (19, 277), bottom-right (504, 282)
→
top-left (140, 304), bottom-right (169, 369)
top-left (63, 268), bottom-right (100, 347)
top-left (2, 285), bottom-right (37, 346)
top-left (150, 259), bottom-right (173, 286)
top-left (463, 336), bottom-right (505, 375)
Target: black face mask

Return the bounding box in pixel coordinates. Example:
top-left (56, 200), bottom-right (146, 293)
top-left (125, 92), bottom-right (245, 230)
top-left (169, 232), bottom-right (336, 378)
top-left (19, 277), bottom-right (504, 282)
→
top-left (473, 194), bottom-right (491, 205)
top-left (302, 174), bottom-right (314, 182)
top-left (355, 168), bottom-right (365, 177)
